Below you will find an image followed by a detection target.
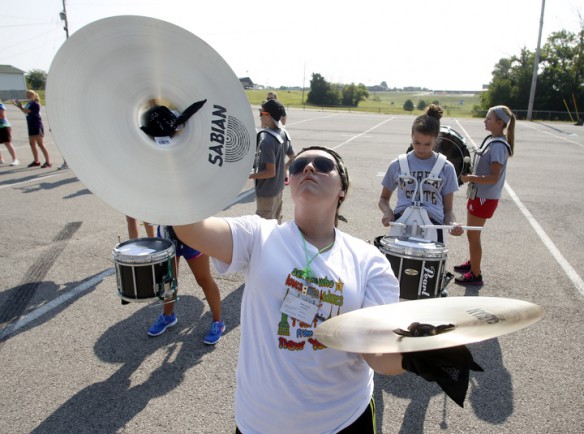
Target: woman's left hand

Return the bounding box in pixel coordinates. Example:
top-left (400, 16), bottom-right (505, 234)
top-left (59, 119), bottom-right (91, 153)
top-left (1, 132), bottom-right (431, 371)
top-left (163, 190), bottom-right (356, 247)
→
top-left (448, 223), bottom-right (464, 236)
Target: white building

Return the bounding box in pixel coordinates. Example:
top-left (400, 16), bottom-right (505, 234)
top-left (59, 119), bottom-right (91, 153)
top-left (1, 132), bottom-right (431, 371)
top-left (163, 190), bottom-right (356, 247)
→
top-left (0, 65), bottom-right (27, 101)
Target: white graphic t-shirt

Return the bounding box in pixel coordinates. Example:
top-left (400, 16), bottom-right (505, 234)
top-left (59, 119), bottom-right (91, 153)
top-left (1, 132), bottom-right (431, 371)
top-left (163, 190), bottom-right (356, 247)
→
top-left (213, 215), bottom-right (399, 434)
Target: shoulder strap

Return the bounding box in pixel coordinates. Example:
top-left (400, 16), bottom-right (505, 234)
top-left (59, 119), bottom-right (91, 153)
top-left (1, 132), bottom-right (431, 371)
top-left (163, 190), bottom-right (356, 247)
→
top-left (429, 153), bottom-right (447, 177)
top-left (398, 154), bottom-right (410, 176)
top-left (282, 129), bottom-right (291, 142)
top-left (479, 136), bottom-right (511, 156)
top-left (257, 128), bottom-right (284, 144)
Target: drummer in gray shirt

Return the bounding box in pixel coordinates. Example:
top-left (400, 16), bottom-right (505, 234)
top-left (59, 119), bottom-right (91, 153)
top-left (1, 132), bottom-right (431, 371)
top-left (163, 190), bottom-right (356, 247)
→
top-left (250, 99), bottom-right (295, 223)
top-left (379, 104), bottom-right (463, 242)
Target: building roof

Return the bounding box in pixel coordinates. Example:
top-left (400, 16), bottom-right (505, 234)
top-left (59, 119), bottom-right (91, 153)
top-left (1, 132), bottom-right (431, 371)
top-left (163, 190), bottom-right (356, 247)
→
top-left (0, 65), bottom-right (26, 74)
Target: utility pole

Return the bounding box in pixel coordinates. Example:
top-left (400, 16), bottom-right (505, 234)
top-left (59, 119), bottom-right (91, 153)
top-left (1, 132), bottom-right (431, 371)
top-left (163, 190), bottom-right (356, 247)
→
top-left (301, 61), bottom-right (306, 105)
top-left (57, 0), bottom-right (70, 170)
top-left (527, 0), bottom-right (546, 121)
top-left (60, 0), bottom-right (69, 39)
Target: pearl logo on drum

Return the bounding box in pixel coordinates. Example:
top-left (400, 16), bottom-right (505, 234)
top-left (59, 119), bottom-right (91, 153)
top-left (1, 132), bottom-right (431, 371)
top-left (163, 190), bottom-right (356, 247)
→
top-left (421, 265), bottom-right (436, 297)
top-left (208, 105), bottom-right (251, 166)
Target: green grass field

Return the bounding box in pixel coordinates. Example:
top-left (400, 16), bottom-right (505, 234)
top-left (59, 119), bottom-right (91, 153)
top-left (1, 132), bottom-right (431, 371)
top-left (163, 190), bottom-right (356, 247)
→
top-left (246, 89), bottom-right (483, 117)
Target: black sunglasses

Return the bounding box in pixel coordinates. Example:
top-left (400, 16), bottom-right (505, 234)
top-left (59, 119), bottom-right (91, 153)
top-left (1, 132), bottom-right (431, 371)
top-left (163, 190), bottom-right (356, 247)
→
top-left (289, 157), bottom-right (336, 175)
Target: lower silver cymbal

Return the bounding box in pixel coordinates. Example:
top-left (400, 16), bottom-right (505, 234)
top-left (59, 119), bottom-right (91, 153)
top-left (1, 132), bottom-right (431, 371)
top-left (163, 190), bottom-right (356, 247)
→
top-left (314, 296), bottom-right (544, 354)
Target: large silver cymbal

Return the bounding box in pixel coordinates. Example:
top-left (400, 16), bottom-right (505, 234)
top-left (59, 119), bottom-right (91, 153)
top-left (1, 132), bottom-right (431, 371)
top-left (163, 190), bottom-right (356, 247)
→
top-left (46, 16), bottom-right (255, 225)
top-left (314, 296), bottom-right (544, 354)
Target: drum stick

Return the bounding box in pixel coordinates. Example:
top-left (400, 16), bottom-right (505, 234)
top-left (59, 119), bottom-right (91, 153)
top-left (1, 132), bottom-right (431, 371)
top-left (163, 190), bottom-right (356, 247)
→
top-left (421, 224), bottom-right (484, 231)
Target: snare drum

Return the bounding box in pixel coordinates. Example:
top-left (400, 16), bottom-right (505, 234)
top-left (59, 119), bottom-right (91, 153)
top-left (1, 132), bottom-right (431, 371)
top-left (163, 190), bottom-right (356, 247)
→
top-left (375, 236), bottom-right (448, 300)
top-left (112, 237), bottom-right (176, 302)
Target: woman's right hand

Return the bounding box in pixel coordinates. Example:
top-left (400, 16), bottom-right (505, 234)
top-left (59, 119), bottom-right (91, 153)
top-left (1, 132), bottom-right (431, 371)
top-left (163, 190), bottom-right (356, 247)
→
top-left (381, 210), bottom-right (395, 227)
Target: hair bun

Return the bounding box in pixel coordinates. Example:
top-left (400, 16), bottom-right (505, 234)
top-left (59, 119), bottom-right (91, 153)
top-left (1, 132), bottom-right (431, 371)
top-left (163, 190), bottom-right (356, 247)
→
top-left (426, 104), bottom-right (443, 120)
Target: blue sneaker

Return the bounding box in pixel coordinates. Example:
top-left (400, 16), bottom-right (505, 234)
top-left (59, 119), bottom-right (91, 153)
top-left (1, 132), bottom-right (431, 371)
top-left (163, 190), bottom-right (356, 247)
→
top-left (147, 313), bottom-right (178, 336)
top-left (204, 320), bottom-right (226, 345)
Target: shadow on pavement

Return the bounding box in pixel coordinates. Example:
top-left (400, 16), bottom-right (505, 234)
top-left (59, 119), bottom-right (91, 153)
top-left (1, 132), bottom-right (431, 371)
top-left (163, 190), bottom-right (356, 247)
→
top-left (374, 338), bottom-right (513, 433)
top-left (30, 285), bottom-right (243, 433)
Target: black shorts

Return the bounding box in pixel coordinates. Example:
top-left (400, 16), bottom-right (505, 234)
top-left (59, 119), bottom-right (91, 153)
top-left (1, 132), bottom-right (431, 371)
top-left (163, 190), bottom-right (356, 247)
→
top-left (0, 127), bottom-right (11, 143)
top-left (27, 126), bottom-right (44, 136)
top-left (235, 398), bottom-right (376, 434)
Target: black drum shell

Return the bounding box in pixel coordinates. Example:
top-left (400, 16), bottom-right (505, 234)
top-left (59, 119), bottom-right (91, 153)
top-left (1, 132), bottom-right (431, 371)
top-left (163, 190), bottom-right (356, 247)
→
top-left (374, 236), bottom-right (447, 300)
top-left (112, 237), bottom-right (176, 301)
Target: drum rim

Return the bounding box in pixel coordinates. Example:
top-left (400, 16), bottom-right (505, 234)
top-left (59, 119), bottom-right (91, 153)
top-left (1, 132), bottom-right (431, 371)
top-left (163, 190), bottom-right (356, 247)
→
top-left (112, 237), bottom-right (175, 264)
top-left (378, 236), bottom-right (448, 258)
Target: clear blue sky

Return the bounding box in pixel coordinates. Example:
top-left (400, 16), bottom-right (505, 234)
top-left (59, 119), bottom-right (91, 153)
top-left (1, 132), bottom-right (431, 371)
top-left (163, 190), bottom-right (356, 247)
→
top-left (2, 0), bottom-right (583, 90)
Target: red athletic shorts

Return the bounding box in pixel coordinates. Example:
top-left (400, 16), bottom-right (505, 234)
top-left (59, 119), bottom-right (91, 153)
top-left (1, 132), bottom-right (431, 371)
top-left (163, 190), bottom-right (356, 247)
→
top-left (467, 197), bottom-right (499, 219)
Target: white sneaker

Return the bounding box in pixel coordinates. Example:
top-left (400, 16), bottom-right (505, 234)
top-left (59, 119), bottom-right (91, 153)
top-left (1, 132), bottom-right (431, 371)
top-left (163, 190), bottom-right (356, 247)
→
top-left (58, 162), bottom-right (68, 170)
top-left (10, 159), bottom-right (20, 166)
top-left (0, 160), bottom-right (5, 165)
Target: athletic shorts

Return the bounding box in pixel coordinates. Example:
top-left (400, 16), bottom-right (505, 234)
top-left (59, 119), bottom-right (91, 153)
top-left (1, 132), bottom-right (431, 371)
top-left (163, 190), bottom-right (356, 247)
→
top-left (0, 127), bottom-right (11, 143)
top-left (157, 226), bottom-right (202, 261)
top-left (255, 190), bottom-right (283, 223)
top-left (467, 197), bottom-right (499, 219)
top-left (27, 126), bottom-right (44, 136)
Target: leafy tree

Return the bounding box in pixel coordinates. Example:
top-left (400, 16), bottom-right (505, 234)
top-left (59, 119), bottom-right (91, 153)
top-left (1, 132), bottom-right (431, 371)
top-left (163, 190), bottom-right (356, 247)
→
top-left (480, 48), bottom-right (534, 111)
top-left (537, 29), bottom-right (584, 112)
top-left (26, 69), bottom-right (47, 90)
top-left (307, 73), bottom-right (341, 105)
top-left (341, 83), bottom-right (369, 106)
top-left (341, 83), bottom-right (356, 106)
top-left (403, 99), bottom-right (414, 113)
top-left (417, 100), bottom-right (427, 110)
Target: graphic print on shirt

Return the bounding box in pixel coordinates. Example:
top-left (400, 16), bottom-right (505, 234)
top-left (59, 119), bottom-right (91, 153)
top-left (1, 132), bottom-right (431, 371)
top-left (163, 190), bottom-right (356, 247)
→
top-left (399, 170), bottom-right (443, 204)
top-left (277, 267), bottom-right (345, 352)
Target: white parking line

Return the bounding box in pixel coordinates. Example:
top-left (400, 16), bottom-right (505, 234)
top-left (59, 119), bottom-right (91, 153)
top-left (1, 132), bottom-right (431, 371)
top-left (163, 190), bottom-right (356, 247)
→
top-left (505, 183), bottom-right (584, 295)
top-left (0, 173), bottom-right (63, 190)
top-left (333, 117), bottom-right (395, 150)
top-left (0, 268), bottom-right (116, 340)
top-left (456, 119), bottom-right (584, 296)
top-left (520, 122), bottom-right (583, 148)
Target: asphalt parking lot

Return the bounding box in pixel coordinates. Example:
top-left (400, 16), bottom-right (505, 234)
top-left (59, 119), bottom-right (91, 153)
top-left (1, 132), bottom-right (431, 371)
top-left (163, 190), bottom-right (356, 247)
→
top-left (1, 104), bottom-right (583, 433)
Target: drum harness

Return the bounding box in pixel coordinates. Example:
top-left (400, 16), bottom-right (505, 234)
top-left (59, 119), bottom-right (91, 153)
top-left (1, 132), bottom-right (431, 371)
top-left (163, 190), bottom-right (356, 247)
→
top-left (253, 128), bottom-right (291, 174)
top-left (388, 153), bottom-right (447, 241)
top-left (159, 255), bottom-right (178, 303)
top-left (157, 227), bottom-right (180, 304)
top-left (467, 135), bottom-right (511, 200)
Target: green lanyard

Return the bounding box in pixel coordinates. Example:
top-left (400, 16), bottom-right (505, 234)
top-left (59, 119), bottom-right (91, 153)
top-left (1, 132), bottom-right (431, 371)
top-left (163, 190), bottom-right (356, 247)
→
top-left (299, 228), bottom-right (334, 280)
